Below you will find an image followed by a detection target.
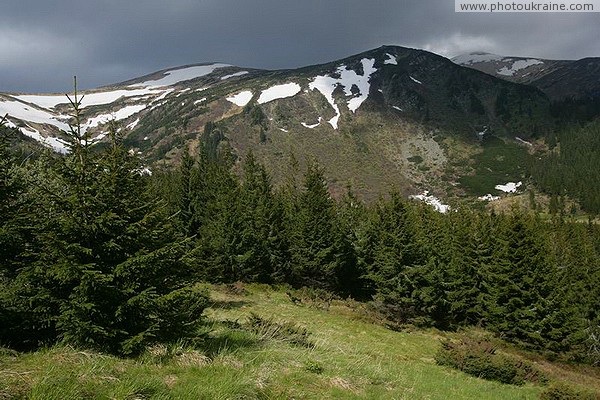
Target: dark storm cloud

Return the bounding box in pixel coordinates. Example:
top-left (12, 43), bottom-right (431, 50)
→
top-left (0, 0), bottom-right (598, 93)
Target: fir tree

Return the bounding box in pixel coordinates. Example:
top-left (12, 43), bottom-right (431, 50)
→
top-left (485, 211), bottom-right (551, 346)
top-left (2, 85), bottom-right (208, 354)
top-left (289, 161), bottom-right (338, 290)
top-left (366, 193), bottom-right (423, 323)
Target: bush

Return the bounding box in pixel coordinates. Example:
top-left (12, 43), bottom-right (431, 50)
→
top-left (435, 338), bottom-right (545, 385)
top-left (155, 285), bottom-right (210, 342)
top-left (539, 383), bottom-right (599, 400)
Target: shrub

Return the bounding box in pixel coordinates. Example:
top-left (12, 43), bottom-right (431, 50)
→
top-left (539, 383), bottom-right (599, 400)
top-left (435, 338), bottom-right (545, 385)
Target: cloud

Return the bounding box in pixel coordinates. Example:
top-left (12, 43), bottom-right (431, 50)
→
top-left (0, 0), bottom-right (598, 93)
top-left (422, 33), bottom-right (499, 58)
top-left (0, 28), bottom-right (80, 67)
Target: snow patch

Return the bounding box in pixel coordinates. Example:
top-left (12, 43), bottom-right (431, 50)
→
top-left (257, 83), bottom-right (301, 104)
top-left (478, 194), bottom-right (500, 201)
top-left (20, 125), bottom-right (69, 154)
top-left (16, 87), bottom-right (165, 110)
top-left (175, 88), bottom-right (191, 97)
top-left (137, 167), bottom-right (152, 176)
top-left (515, 137), bottom-right (533, 147)
top-left (409, 76), bottom-right (422, 85)
top-left (131, 64), bottom-right (231, 88)
top-left (220, 71), bottom-right (249, 80)
top-left (392, 106), bottom-right (403, 112)
top-left (81, 104), bottom-right (146, 132)
top-left (127, 119), bottom-right (140, 130)
top-left (150, 88), bottom-right (175, 103)
top-left (384, 53), bottom-right (398, 65)
top-left (3, 118), bottom-right (17, 128)
top-left (497, 59), bottom-right (543, 76)
top-left (308, 58), bottom-right (377, 129)
top-left (0, 100), bottom-right (70, 131)
top-left (301, 117), bottom-right (322, 129)
top-left (193, 98), bottom-right (207, 105)
top-left (478, 127), bottom-right (489, 139)
top-left (308, 75), bottom-right (341, 129)
top-left (91, 132), bottom-right (109, 144)
top-left (279, 128), bottom-right (289, 133)
top-left (410, 191), bottom-right (450, 213)
top-left (495, 181), bottom-right (522, 193)
top-left (452, 52), bottom-right (504, 65)
top-left (226, 90), bottom-right (253, 107)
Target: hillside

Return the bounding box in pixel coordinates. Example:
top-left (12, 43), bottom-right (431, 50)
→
top-left (452, 52), bottom-right (600, 102)
top-left (0, 45), bottom-right (554, 203)
top-left (1, 284), bottom-right (599, 399)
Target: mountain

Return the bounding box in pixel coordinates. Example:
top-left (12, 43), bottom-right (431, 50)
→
top-left (452, 52), bottom-right (600, 102)
top-left (451, 52), bottom-right (567, 85)
top-left (1, 45), bottom-right (555, 203)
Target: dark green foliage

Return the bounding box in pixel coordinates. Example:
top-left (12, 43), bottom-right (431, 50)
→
top-left (0, 94), bottom-right (208, 354)
top-left (288, 162), bottom-right (340, 290)
top-left (459, 135), bottom-right (529, 196)
top-left (244, 104), bottom-right (268, 130)
top-left (0, 119), bottom-right (27, 279)
top-left (539, 383), bottom-right (598, 400)
top-left (495, 88), bottom-right (511, 122)
top-left (201, 121), bottom-right (226, 162)
top-left (469, 93), bottom-right (486, 115)
top-left (365, 193), bottom-right (425, 323)
top-left (531, 121), bottom-right (600, 214)
top-left (3, 101), bottom-right (600, 366)
top-left (484, 212), bottom-right (551, 346)
top-left (0, 119), bottom-right (25, 344)
top-left (435, 338), bottom-right (545, 385)
top-left (550, 96), bottom-right (600, 123)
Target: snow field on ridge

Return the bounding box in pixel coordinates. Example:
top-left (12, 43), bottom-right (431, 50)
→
top-left (257, 83), bottom-right (302, 104)
top-left (130, 64), bottom-right (231, 88)
top-left (308, 58), bottom-right (377, 129)
top-left (226, 91), bottom-right (253, 107)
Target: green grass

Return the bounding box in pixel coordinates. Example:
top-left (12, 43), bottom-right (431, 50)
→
top-left (1, 284), bottom-right (599, 399)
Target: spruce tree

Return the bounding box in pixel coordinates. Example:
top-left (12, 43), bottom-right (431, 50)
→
top-left (289, 161), bottom-right (338, 290)
top-left (485, 211), bottom-right (551, 346)
top-left (0, 116), bottom-right (24, 277)
top-left (366, 193), bottom-right (423, 323)
top-left (3, 85), bottom-right (208, 354)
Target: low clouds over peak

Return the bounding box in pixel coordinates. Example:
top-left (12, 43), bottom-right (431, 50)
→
top-left (0, 0), bottom-right (598, 92)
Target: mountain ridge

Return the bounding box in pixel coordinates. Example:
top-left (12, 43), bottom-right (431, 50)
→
top-left (452, 51), bottom-right (600, 102)
top-left (0, 45), bottom-right (565, 204)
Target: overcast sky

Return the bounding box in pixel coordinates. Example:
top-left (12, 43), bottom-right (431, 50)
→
top-left (1, 0), bottom-right (598, 93)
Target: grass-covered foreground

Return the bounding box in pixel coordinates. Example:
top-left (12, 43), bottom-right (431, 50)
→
top-left (1, 284), bottom-right (599, 399)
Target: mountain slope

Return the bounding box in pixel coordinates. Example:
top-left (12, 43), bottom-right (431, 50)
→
top-left (2, 284), bottom-right (599, 399)
top-left (1, 45), bottom-right (555, 203)
top-left (452, 52), bottom-right (600, 101)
